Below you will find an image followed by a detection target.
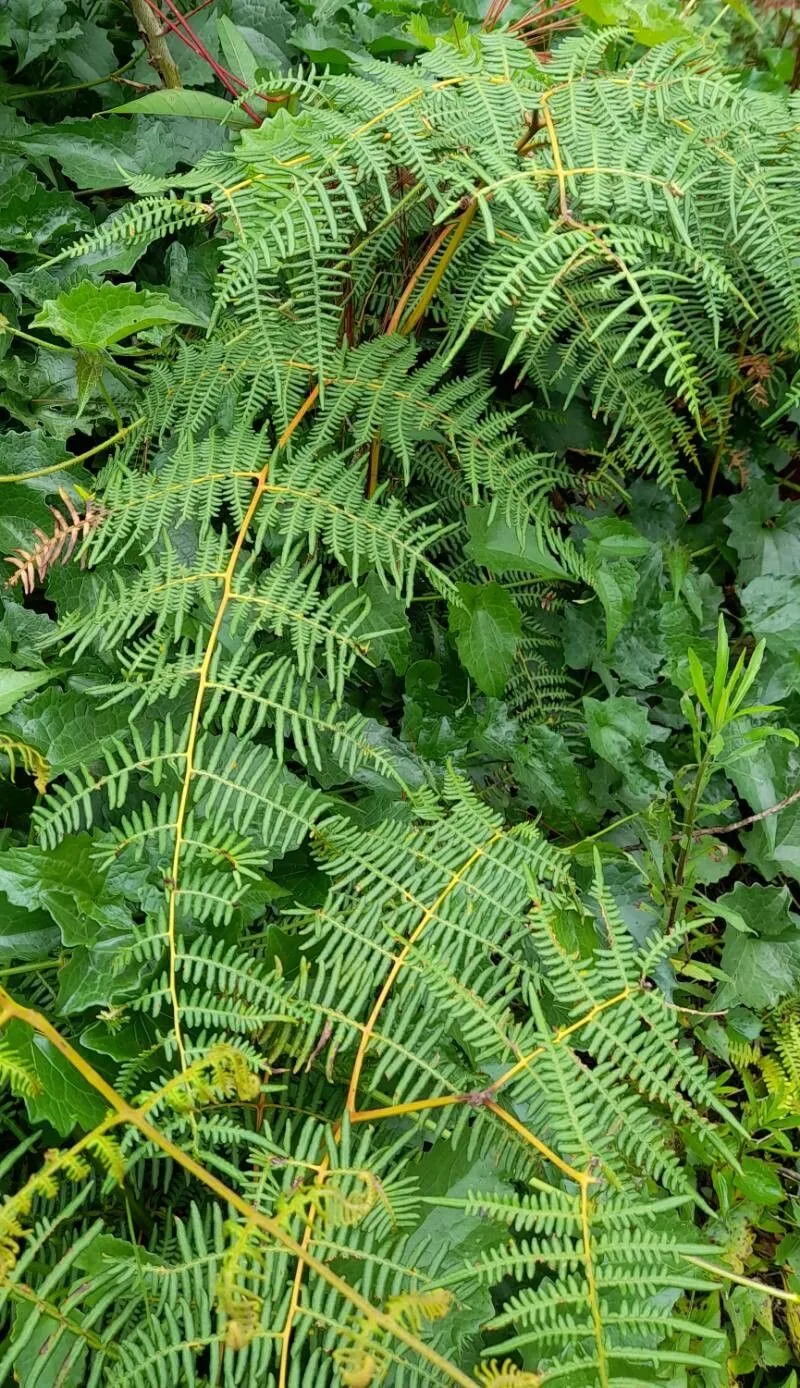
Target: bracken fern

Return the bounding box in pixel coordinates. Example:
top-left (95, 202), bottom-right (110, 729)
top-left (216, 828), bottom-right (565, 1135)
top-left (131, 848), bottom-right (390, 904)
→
top-left (2, 18), bottom-right (800, 1388)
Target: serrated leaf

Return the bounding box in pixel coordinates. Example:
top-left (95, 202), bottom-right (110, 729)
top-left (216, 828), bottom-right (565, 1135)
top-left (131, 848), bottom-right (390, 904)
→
top-left (0, 168), bottom-right (91, 251)
top-left (3, 1019), bottom-right (106, 1134)
top-left (2, 0), bottom-right (80, 68)
top-left (448, 582), bottom-right (521, 697)
top-left (0, 836), bottom-right (132, 940)
top-left (32, 281), bottom-right (205, 350)
top-left (15, 115), bottom-right (228, 189)
top-left (593, 559), bottom-right (639, 651)
top-left (716, 884), bottom-right (800, 1009)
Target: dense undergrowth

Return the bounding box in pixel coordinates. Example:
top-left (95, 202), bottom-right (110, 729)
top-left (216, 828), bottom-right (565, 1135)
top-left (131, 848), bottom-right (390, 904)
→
top-left (2, 0), bottom-right (800, 1384)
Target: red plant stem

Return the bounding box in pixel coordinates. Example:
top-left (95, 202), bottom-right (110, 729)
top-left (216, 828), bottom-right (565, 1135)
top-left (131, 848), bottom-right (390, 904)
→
top-left (510, 0), bottom-right (578, 31)
top-left (142, 0), bottom-right (264, 121)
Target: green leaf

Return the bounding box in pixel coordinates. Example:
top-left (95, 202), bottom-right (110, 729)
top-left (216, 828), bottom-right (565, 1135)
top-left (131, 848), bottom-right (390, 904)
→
top-left (32, 282), bottom-right (205, 351)
top-left (165, 240), bottom-right (220, 326)
top-left (716, 884), bottom-right (800, 1010)
top-left (409, 1135), bottom-right (515, 1359)
top-left (465, 508), bottom-right (571, 579)
top-left (15, 115), bottom-right (229, 189)
top-left (584, 695), bottom-right (670, 807)
top-left (735, 1156), bottom-right (785, 1208)
top-left (113, 89), bottom-right (247, 125)
top-left (583, 516), bottom-right (651, 561)
top-left (58, 19), bottom-right (117, 90)
top-left (725, 482), bottom-right (800, 583)
top-left (0, 666), bottom-right (58, 715)
top-left (217, 15), bottom-right (261, 86)
top-left (3, 1018), bottom-right (106, 1134)
top-left (0, 836), bottom-right (132, 940)
top-left (593, 559), bottom-right (639, 651)
top-left (362, 572), bottom-right (410, 674)
top-left (741, 575), bottom-right (800, 657)
top-left (578, 0), bottom-right (687, 42)
top-left (56, 933), bottom-right (139, 1015)
top-left (2, 0), bottom-right (80, 69)
top-left (742, 797), bottom-right (800, 884)
top-left (0, 168), bottom-right (91, 252)
top-left (3, 687), bottom-right (131, 773)
top-left (0, 899), bottom-right (59, 961)
top-left (584, 694), bottom-right (657, 763)
top-left (514, 725), bottom-right (598, 834)
top-left (448, 582), bottom-right (521, 697)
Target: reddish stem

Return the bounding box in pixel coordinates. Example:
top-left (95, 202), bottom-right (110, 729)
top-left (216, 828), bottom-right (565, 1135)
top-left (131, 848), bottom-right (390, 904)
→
top-left (142, 0), bottom-right (264, 121)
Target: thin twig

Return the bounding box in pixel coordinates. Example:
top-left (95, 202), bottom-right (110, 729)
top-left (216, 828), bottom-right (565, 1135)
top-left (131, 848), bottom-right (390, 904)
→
top-left (672, 786), bottom-right (800, 841)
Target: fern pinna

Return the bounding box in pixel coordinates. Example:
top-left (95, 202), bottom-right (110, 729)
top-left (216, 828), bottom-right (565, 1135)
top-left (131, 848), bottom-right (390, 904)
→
top-left (2, 21), bottom-right (799, 1388)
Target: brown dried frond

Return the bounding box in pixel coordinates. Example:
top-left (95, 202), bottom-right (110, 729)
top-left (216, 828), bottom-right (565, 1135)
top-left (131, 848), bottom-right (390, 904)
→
top-left (741, 353), bottom-right (773, 408)
top-left (728, 448), bottom-right (750, 489)
top-left (4, 489), bottom-right (106, 594)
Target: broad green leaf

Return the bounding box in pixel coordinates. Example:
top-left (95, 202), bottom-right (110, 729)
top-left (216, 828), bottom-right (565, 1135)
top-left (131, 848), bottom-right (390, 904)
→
top-left (3, 1018), bottom-right (106, 1134)
top-left (362, 572), bottom-right (410, 674)
top-left (689, 837), bottom-right (740, 886)
top-left (0, 899), bottom-right (59, 961)
top-left (725, 481), bottom-right (800, 582)
top-left (3, 687), bottom-right (131, 773)
top-left (16, 115), bottom-right (228, 189)
top-left (289, 23), bottom-right (359, 66)
top-left (165, 237), bottom-right (220, 326)
top-left (579, 0), bottom-right (687, 42)
top-left (735, 1157), bottom-right (785, 1208)
top-left (448, 582), bottom-right (521, 697)
top-left (583, 516), bottom-right (651, 561)
top-left (593, 559), bottom-right (639, 651)
top-left (59, 19), bottom-right (117, 90)
top-left (742, 574), bottom-right (800, 658)
top-left (0, 168), bottom-right (91, 251)
top-left (407, 1136), bottom-right (514, 1359)
top-left (113, 89), bottom-right (246, 124)
top-left (743, 797), bottom-right (800, 884)
top-left (465, 507), bottom-right (571, 579)
top-left (0, 836), bottom-right (132, 940)
top-left (1, 0), bottom-right (79, 68)
top-left (56, 934), bottom-right (140, 1015)
top-left (0, 666), bottom-right (58, 715)
top-left (716, 884), bottom-right (800, 1009)
top-left (514, 725), bottom-right (598, 834)
top-left (584, 694), bottom-right (670, 806)
top-left (584, 695), bottom-right (657, 763)
top-left (32, 282), bottom-right (205, 351)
